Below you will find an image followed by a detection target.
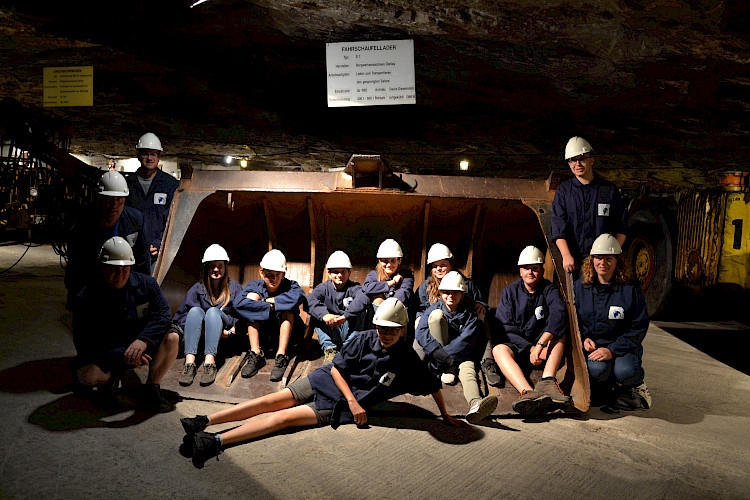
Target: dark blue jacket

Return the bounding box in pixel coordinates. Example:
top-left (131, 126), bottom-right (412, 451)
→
top-left (307, 330), bottom-right (441, 428)
top-left (65, 206), bottom-right (150, 305)
top-left (125, 169), bottom-right (179, 256)
top-left (551, 175), bottom-right (627, 261)
top-left (416, 301), bottom-right (481, 362)
top-left (574, 279), bottom-right (649, 357)
top-left (494, 278), bottom-right (568, 352)
top-left (234, 278), bottom-right (306, 323)
top-left (415, 274), bottom-right (487, 316)
top-left (307, 280), bottom-right (369, 322)
top-left (173, 280), bottom-right (244, 331)
top-left (72, 271), bottom-right (171, 366)
top-left (361, 269), bottom-right (414, 305)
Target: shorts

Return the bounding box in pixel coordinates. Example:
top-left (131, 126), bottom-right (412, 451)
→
top-left (287, 377), bottom-right (333, 426)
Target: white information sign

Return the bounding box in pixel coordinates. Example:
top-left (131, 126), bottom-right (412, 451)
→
top-left (326, 39), bottom-right (415, 107)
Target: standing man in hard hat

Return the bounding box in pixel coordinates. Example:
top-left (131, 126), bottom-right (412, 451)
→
top-left (551, 136), bottom-right (627, 274)
top-left (126, 133), bottom-right (179, 269)
top-left (233, 249), bottom-right (306, 382)
top-left (65, 170), bottom-right (150, 308)
top-left (491, 246), bottom-right (571, 415)
top-left (71, 237), bottom-right (179, 413)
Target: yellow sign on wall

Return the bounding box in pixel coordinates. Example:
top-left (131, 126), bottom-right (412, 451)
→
top-left (43, 66), bottom-right (93, 107)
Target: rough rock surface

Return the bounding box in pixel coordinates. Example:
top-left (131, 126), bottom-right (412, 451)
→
top-left (1, 1), bottom-right (749, 186)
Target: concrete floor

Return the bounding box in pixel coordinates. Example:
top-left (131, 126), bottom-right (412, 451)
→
top-left (1, 243), bottom-right (749, 499)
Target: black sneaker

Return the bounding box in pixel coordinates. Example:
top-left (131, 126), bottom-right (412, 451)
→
top-left (178, 363), bottom-right (197, 386)
top-left (192, 431), bottom-right (222, 469)
top-left (480, 358), bottom-right (504, 387)
top-left (140, 383), bottom-right (175, 413)
top-left (199, 364), bottom-right (218, 386)
top-left (181, 415), bottom-right (209, 435)
top-left (241, 351), bottom-right (266, 379)
top-left (270, 354), bottom-right (290, 382)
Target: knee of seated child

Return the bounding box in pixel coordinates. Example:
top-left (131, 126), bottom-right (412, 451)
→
top-left (428, 309), bottom-right (445, 322)
top-left (163, 330), bottom-right (180, 348)
top-left (77, 364), bottom-right (109, 386)
top-left (492, 343), bottom-right (514, 360)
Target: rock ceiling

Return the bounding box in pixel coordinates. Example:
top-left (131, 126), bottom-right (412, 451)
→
top-left (1, 0), bottom-right (749, 187)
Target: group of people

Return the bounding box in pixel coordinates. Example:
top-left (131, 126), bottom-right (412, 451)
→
top-left (66, 133), bottom-right (180, 412)
top-left (61, 132), bottom-right (652, 468)
top-left (178, 136), bottom-right (652, 468)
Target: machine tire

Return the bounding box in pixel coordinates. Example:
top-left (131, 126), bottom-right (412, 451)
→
top-left (625, 210), bottom-right (674, 318)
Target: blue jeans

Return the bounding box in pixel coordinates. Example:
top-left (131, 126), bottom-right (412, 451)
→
top-left (587, 351), bottom-right (644, 387)
top-left (315, 313), bottom-right (369, 351)
top-left (184, 306), bottom-right (229, 357)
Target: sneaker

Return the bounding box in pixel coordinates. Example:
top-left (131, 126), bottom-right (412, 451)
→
top-left (199, 364), bottom-right (218, 386)
top-left (270, 354), bottom-right (290, 382)
top-left (192, 431), bottom-right (222, 469)
top-left (441, 372), bottom-right (457, 385)
top-left (323, 348), bottom-right (339, 365)
top-left (140, 383), bottom-right (175, 413)
top-left (615, 383), bottom-right (651, 410)
top-left (181, 415), bottom-right (210, 435)
top-left (466, 395), bottom-right (498, 424)
top-left (480, 358), bottom-right (504, 387)
top-left (633, 382), bottom-right (652, 409)
top-left (241, 351), bottom-right (266, 379)
top-left (179, 363), bottom-right (197, 386)
top-left (511, 389), bottom-right (551, 415)
top-left (534, 377), bottom-right (572, 404)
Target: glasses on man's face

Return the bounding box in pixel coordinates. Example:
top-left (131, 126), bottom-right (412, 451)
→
top-left (377, 326), bottom-right (402, 336)
top-left (567, 154), bottom-right (592, 165)
top-left (139, 152), bottom-right (160, 159)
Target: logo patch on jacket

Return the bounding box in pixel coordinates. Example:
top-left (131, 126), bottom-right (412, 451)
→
top-left (379, 372), bottom-right (395, 387)
top-left (598, 203), bottom-right (610, 216)
top-left (343, 297), bottom-right (353, 308)
top-left (535, 306), bottom-right (545, 320)
top-left (608, 306), bottom-right (625, 320)
top-left (136, 302), bottom-right (149, 319)
top-left (126, 232), bottom-right (138, 247)
top-left (154, 193), bottom-right (167, 205)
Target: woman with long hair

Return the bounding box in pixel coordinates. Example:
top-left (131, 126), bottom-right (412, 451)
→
top-left (174, 244), bottom-right (243, 387)
top-left (361, 239), bottom-right (414, 309)
top-left (574, 234), bottom-right (651, 410)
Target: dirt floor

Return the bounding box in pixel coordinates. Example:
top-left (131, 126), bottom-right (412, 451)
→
top-left (1, 243), bottom-right (749, 499)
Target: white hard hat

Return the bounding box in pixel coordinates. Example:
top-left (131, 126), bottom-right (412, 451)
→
top-left (136, 132), bottom-right (163, 151)
top-left (590, 233), bottom-right (622, 256)
top-left (518, 246), bottom-right (545, 266)
top-left (260, 249), bottom-right (287, 273)
top-left (427, 243), bottom-right (453, 264)
top-left (377, 239), bottom-right (403, 258)
top-left (564, 136), bottom-right (594, 160)
top-left (98, 170), bottom-right (129, 197)
top-left (438, 271), bottom-right (466, 292)
top-left (202, 244), bottom-right (230, 263)
top-left (372, 297), bottom-right (409, 327)
top-left (99, 236), bottom-right (135, 266)
top-left (326, 250), bottom-right (352, 269)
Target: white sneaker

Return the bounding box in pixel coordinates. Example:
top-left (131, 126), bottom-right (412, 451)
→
top-left (466, 395), bottom-right (498, 424)
top-left (441, 372), bottom-right (456, 385)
